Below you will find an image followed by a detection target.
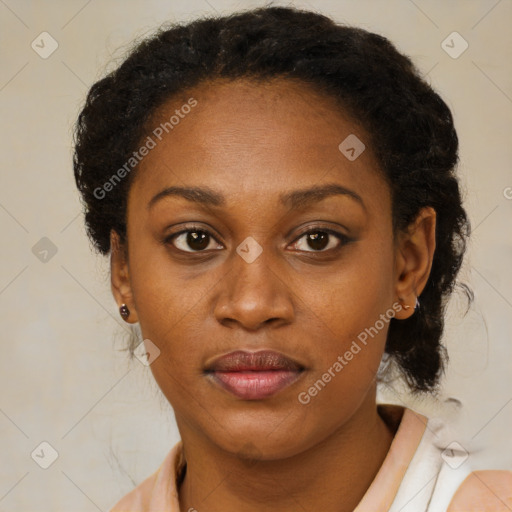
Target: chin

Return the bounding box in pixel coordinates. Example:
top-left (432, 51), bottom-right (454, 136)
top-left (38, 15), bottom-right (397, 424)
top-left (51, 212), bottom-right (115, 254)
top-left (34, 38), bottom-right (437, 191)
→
top-left (203, 410), bottom-right (314, 462)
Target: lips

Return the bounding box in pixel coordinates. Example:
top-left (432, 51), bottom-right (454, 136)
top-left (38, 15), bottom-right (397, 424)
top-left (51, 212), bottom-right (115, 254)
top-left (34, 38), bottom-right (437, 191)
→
top-left (205, 350), bottom-right (305, 400)
top-left (205, 350), bottom-right (303, 372)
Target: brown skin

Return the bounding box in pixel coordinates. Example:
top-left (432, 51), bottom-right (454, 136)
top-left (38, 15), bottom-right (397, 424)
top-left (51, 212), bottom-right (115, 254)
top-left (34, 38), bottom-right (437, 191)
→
top-left (111, 78), bottom-right (436, 512)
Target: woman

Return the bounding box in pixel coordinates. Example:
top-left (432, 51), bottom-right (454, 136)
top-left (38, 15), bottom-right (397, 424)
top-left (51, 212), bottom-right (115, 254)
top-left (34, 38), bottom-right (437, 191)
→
top-left (73, 6), bottom-right (511, 511)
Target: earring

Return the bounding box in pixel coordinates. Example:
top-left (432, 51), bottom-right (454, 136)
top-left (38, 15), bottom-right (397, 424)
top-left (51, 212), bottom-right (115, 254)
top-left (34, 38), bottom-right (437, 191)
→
top-left (399, 297), bottom-right (419, 312)
top-left (119, 304), bottom-right (130, 320)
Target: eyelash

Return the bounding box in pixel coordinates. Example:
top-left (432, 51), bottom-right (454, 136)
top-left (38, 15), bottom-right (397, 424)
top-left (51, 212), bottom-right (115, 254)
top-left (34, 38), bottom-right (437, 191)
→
top-left (163, 225), bottom-right (352, 254)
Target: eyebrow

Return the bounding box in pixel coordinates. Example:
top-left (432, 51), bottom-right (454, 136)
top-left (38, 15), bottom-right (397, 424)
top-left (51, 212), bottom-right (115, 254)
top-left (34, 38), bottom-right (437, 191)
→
top-left (280, 183), bottom-right (365, 210)
top-left (148, 186), bottom-right (225, 209)
top-left (147, 183), bottom-right (365, 211)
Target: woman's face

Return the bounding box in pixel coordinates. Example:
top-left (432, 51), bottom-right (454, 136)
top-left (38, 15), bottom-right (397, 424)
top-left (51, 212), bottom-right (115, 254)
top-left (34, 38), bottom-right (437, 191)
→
top-left (113, 78), bottom-right (417, 459)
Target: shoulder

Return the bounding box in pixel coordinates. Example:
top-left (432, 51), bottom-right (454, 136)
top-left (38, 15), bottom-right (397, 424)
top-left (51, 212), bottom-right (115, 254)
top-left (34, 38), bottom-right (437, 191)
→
top-left (109, 470), bottom-right (158, 511)
top-left (109, 441), bottom-right (184, 512)
top-left (447, 470), bottom-right (512, 511)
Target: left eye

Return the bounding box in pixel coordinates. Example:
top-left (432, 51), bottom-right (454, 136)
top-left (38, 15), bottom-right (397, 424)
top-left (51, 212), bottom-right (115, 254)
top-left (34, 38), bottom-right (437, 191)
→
top-left (291, 230), bottom-right (348, 252)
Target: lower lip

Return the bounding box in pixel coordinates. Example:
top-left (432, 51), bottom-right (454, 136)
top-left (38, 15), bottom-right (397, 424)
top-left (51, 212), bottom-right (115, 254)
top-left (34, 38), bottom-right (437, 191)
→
top-left (208, 370), bottom-right (303, 400)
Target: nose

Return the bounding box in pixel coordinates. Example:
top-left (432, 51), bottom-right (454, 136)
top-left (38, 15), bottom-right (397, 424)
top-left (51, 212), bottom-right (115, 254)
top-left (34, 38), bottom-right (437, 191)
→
top-left (213, 246), bottom-right (295, 332)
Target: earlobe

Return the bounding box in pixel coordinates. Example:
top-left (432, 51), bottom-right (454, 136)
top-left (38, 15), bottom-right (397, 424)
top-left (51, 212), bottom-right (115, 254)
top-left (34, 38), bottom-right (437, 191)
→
top-left (393, 207), bottom-right (436, 320)
top-left (110, 229), bottom-right (139, 323)
top-left (396, 295), bottom-right (421, 318)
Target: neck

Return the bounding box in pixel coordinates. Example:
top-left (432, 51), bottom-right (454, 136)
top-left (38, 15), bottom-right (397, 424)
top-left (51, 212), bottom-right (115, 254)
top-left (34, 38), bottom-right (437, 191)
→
top-left (178, 393), bottom-right (398, 512)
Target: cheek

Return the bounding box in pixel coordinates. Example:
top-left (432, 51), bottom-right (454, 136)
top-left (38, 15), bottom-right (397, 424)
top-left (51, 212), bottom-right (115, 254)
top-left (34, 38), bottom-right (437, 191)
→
top-left (296, 237), bottom-right (395, 391)
top-left (127, 247), bottom-right (220, 389)
top-left (128, 238), bottom-right (200, 331)
top-left (304, 238), bottom-right (395, 341)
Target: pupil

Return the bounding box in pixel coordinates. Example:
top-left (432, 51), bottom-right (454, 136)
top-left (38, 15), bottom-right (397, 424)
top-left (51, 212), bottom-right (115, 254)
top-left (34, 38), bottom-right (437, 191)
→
top-left (308, 232), bottom-right (328, 251)
top-left (187, 231), bottom-right (209, 250)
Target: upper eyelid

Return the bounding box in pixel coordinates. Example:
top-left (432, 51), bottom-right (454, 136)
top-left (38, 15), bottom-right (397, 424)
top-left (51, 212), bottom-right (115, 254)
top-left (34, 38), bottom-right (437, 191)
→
top-left (290, 228), bottom-right (349, 250)
top-left (170, 226), bottom-right (221, 243)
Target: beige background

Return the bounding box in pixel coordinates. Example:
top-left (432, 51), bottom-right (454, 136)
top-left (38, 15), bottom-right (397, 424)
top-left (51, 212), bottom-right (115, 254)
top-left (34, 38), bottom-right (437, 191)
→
top-left (0, 0), bottom-right (511, 509)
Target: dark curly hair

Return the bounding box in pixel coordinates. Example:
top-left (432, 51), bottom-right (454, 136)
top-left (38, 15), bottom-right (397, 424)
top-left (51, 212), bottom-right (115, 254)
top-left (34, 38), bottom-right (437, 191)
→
top-left (73, 6), bottom-right (471, 393)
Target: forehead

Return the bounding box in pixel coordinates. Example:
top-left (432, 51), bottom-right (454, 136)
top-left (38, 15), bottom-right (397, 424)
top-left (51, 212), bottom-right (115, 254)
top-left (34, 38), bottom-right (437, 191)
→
top-left (130, 78), bottom-right (389, 210)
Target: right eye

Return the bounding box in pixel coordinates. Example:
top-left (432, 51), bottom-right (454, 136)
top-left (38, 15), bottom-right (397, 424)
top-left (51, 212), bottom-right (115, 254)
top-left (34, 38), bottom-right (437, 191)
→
top-left (165, 227), bottom-right (224, 253)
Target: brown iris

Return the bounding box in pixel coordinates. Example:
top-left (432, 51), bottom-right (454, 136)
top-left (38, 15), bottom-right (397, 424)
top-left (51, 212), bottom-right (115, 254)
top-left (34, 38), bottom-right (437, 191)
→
top-left (306, 232), bottom-right (329, 251)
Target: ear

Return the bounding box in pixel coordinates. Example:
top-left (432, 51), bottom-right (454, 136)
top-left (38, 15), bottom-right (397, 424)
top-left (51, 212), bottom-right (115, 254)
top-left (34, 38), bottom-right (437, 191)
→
top-left (393, 207), bottom-right (436, 320)
top-left (110, 229), bottom-right (139, 323)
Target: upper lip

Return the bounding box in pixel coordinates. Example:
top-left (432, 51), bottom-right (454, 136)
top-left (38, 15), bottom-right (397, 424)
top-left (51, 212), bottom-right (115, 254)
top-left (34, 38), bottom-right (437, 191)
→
top-left (204, 350), bottom-right (304, 372)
